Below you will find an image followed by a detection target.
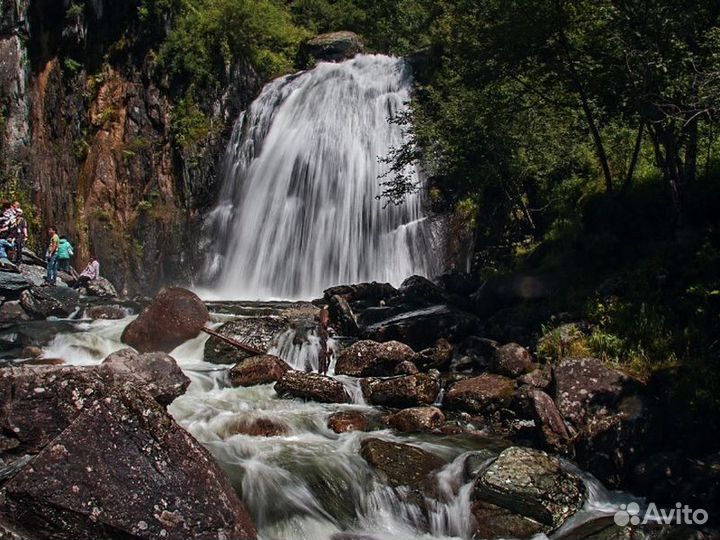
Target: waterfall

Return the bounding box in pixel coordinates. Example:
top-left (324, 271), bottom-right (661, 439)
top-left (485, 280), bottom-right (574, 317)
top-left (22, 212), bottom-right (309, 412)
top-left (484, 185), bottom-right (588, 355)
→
top-left (202, 54), bottom-right (440, 300)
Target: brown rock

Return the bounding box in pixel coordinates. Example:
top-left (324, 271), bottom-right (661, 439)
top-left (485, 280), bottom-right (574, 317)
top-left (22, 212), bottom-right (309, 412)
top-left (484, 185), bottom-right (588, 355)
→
top-left (228, 355), bottom-right (290, 387)
top-left (335, 340), bottom-right (416, 377)
top-left (328, 294), bottom-right (359, 336)
top-left (416, 338), bottom-right (454, 371)
top-left (360, 438), bottom-right (444, 488)
top-left (203, 316), bottom-right (288, 365)
top-left (393, 360), bottom-right (419, 375)
top-left (361, 374), bottom-right (440, 408)
top-left (121, 287), bottom-right (209, 353)
top-left (443, 374), bottom-right (515, 414)
top-left (518, 367), bottom-right (552, 390)
top-left (471, 500), bottom-right (545, 539)
top-left (225, 417), bottom-right (288, 437)
top-left (99, 348), bottom-right (190, 406)
top-left (0, 384), bottom-right (257, 540)
top-left (492, 343), bottom-right (534, 378)
top-left (85, 305), bottom-right (127, 320)
top-left (274, 371), bottom-right (350, 403)
top-left (527, 389), bottom-right (571, 452)
top-left (387, 407), bottom-right (445, 433)
top-left (327, 411), bottom-right (369, 433)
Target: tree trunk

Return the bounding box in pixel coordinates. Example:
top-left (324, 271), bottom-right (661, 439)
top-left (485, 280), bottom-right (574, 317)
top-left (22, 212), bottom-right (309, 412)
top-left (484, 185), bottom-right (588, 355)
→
top-left (621, 122), bottom-right (644, 193)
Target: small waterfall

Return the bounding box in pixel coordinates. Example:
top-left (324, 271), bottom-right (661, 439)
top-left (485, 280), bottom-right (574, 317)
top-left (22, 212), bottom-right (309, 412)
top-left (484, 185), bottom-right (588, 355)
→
top-left (203, 54), bottom-right (440, 300)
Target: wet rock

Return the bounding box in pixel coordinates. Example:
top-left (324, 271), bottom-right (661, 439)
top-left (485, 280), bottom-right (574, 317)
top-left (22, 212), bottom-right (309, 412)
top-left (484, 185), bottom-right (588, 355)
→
top-left (360, 438), bottom-right (444, 488)
top-left (301, 31), bottom-right (364, 64)
top-left (361, 374), bottom-right (440, 408)
top-left (19, 286), bottom-right (79, 319)
top-left (121, 287), bottom-right (209, 353)
top-left (20, 346), bottom-right (43, 358)
top-left (470, 500), bottom-right (545, 539)
top-left (85, 305), bottom-right (127, 320)
top-left (84, 277), bottom-right (118, 299)
top-left (335, 340), bottom-right (416, 377)
top-left (387, 406), bottom-right (445, 433)
top-left (0, 271), bottom-right (32, 298)
top-left (324, 281), bottom-right (397, 306)
top-left (328, 294), bottom-right (359, 336)
top-left (363, 304), bottom-right (479, 350)
top-left (518, 367), bottom-right (552, 390)
top-left (17, 264), bottom-right (47, 288)
top-left (0, 260), bottom-right (19, 273)
top-left (492, 343), bottom-right (534, 378)
top-left (0, 384), bottom-right (257, 540)
top-left (0, 301), bottom-right (31, 323)
top-left (416, 338), bottom-right (454, 371)
top-left (99, 348), bottom-right (190, 406)
top-left (473, 446), bottom-right (585, 531)
top-left (393, 360), bottom-right (419, 375)
top-left (228, 355), bottom-right (291, 387)
top-left (527, 388), bottom-right (571, 452)
top-left (327, 411), bottom-right (369, 433)
top-left (443, 374), bottom-right (516, 414)
top-left (392, 275), bottom-right (446, 307)
top-left (225, 417), bottom-right (288, 437)
top-left (203, 316), bottom-right (288, 365)
top-left (275, 370), bottom-right (350, 403)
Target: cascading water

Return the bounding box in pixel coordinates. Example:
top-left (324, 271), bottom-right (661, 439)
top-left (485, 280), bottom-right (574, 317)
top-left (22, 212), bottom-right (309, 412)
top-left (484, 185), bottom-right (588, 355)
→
top-left (202, 54), bottom-right (440, 300)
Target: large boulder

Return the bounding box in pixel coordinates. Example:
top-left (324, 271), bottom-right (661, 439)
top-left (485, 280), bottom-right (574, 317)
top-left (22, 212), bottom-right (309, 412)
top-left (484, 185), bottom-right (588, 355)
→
top-left (274, 371), bottom-right (350, 403)
top-left (335, 340), bottom-right (416, 377)
top-left (19, 286), bottom-right (79, 318)
top-left (362, 304), bottom-right (479, 350)
top-left (361, 374), bottom-right (440, 408)
top-left (524, 388), bottom-right (571, 453)
top-left (415, 338), bottom-right (454, 371)
top-left (492, 343), bottom-right (534, 378)
top-left (470, 500), bottom-right (545, 540)
top-left (360, 438), bottom-right (444, 488)
top-left (443, 374), bottom-right (516, 414)
top-left (0, 270), bottom-right (32, 298)
top-left (328, 294), bottom-right (359, 336)
top-left (0, 301), bottom-right (30, 324)
top-left (301, 31), bottom-right (364, 64)
top-left (473, 447), bottom-right (585, 532)
top-left (203, 316), bottom-right (288, 365)
top-left (228, 355), bottom-right (291, 387)
top-left (390, 275), bottom-right (446, 307)
top-left (121, 287), bottom-right (209, 353)
top-left (327, 411), bottom-right (369, 433)
top-left (323, 281), bottom-right (396, 306)
top-left (84, 277), bottom-right (118, 299)
top-left (0, 384), bottom-right (257, 540)
top-left (99, 348), bottom-right (190, 406)
top-left (387, 406), bottom-right (445, 433)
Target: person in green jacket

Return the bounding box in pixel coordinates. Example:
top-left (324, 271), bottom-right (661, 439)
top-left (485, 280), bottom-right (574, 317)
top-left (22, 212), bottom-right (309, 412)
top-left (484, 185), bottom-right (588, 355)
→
top-left (57, 236), bottom-right (74, 274)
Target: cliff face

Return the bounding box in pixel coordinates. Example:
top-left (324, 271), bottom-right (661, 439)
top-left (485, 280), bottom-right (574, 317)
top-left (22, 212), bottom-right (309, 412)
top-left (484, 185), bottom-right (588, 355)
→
top-left (0, 0), bottom-right (260, 295)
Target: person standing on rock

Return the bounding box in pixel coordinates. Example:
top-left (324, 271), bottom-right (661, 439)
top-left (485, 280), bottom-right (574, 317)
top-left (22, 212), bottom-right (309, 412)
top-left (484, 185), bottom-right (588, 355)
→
top-left (11, 208), bottom-right (27, 264)
top-left (74, 253), bottom-right (100, 289)
top-left (57, 236), bottom-right (74, 275)
top-left (45, 226), bottom-right (60, 286)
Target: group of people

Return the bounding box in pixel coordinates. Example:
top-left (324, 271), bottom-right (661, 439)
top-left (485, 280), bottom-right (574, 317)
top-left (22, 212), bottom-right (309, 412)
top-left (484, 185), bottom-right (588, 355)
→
top-left (44, 225), bottom-right (100, 287)
top-left (0, 201), bottom-right (28, 263)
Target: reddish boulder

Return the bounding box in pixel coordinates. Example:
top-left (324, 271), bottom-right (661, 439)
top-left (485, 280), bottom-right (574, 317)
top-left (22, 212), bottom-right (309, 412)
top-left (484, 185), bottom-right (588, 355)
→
top-left (360, 438), bottom-right (444, 488)
top-left (387, 406), bottom-right (445, 433)
top-left (416, 338), bottom-right (454, 371)
top-left (274, 371), bottom-right (350, 403)
top-left (335, 340), bottom-right (416, 377)
top-left (121, 287), bottom-right (209, 353)
top-left (361, 374), bottom-right (440, 408)
top-left (518, 367), bottom-right (552, 390)
top-left (228, 355), bottom-right (291, 387)
top-left (443, 374), bottom-right (515, 414)
top-left (225, 417), bottom-right (288, 438)
top-left (492, 343), bottom-right (534, 378)
top-left (327, 411), bottom-right (369, 433)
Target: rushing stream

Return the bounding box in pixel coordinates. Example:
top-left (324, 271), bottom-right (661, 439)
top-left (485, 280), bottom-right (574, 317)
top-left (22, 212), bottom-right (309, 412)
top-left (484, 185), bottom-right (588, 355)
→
top-left (201, 55), bottom-right (441, 300)
top-left (39, 306), bottom-right (632, 540)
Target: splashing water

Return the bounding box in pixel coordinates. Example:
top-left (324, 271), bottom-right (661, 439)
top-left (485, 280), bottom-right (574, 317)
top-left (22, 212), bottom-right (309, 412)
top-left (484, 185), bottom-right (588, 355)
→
top-left (201, 55), bottom-right (441, 300)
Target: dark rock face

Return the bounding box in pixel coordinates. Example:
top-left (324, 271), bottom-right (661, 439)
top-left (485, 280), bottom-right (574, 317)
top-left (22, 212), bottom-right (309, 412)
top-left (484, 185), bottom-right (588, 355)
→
top-left (275, 371), bottom-right (350, 403)
top-left (19, 286), bottom-right (79, 318)
top-left (335, 340), bottom-right (416, 377)
top-left (301, 31), bottom-right (364, 64)
top-left (361, 374), bottom-right (440, 408)
top-left (85, 304), bottom-right (127, 320)
top-left (0, 384), bottom-right (257, 540)
top-left (228, 355), bottom-right (291, 387)
top-left (393, 360), bottom-right (419, 375)
top-left (121, 288), bottom-right (209, 353)
top-left (387, 406), bottom-right (445, 433)
top-left (443, 374), bottom-right (516, 414)
top-left (416, 338), bottom-right (454, 371)
top-left (0, 272), bottom-right (32, 299)
top-left (526, 388), bottom-right (571, 452)
top-left (327, 411), bottom-right (369, 433)
top-left (99, 348), bottom-right (190, 406)
top-left (323, 281), bottom-right (396, 306)
top-left (473, 447), bottom-right (585, 531)
top-left (203, 316), bottom-right (288, 365)
top-left (392, 275), bottom-right (446, 307)
top-left (363, 304), bottom-right (479, 351)
top-left (470, 500), bottom-right (545, 540)
top-left (518, 367), bottom-right (552, 390)
top-left (492, 343), bottom-right (534, 378)
top-left (328, 294), bottom-right (359, 336)
top-left (360, 438), bottom-right (444, 488)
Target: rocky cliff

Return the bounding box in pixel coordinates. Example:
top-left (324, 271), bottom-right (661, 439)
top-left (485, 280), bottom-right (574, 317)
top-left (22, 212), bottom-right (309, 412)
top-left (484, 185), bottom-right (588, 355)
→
top-left (0, 0), bottom-right (261, 295)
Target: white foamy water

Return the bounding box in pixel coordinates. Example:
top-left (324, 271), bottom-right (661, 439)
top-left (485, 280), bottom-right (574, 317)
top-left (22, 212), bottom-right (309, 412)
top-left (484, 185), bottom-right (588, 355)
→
top-left (201, 55), bottom-right (441, 300)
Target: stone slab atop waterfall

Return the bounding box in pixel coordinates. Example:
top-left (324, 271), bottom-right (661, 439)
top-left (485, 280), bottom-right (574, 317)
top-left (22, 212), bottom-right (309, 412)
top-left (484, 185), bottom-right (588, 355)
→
top-left (202, 54), bottom-right (442, 300)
